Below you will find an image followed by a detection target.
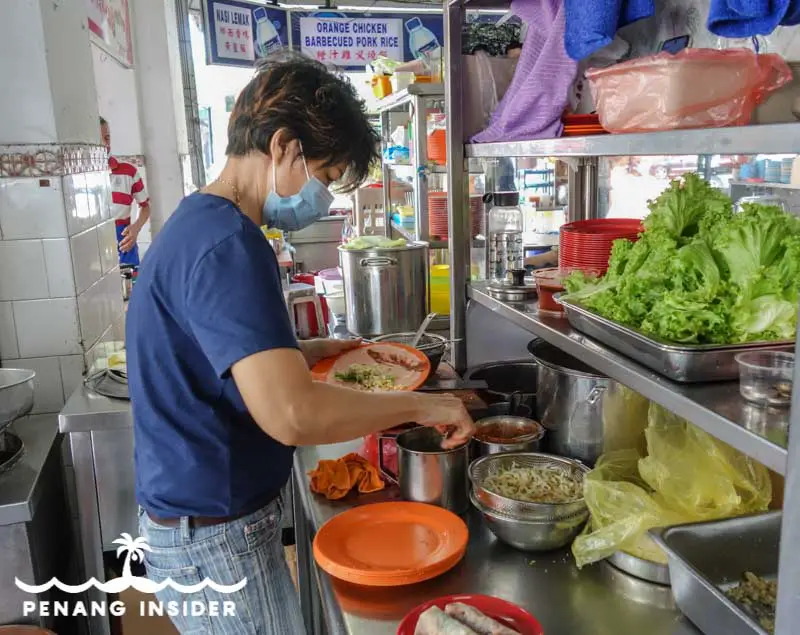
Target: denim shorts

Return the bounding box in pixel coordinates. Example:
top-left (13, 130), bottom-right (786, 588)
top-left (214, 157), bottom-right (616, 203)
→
top-left (138, 498), bottom-right (305, 634)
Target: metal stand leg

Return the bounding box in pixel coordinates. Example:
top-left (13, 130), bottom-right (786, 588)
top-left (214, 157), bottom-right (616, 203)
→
top-left (293, 476), bottom-right (315, 633)
top-left (70, 432), bottom-right (111, 635)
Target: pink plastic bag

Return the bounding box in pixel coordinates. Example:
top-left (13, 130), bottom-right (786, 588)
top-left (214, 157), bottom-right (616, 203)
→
top-left (587, 48), bottom-right (792, 133)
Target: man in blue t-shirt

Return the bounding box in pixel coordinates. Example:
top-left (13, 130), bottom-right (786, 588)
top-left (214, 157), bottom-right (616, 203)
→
top-left (126, 55), bottom-right (474, 634)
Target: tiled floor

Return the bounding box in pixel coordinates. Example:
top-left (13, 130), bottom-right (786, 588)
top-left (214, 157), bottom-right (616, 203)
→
top-left (119, 547), bottom-right (298, 634)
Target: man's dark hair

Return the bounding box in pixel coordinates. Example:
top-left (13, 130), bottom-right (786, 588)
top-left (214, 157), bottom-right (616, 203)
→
top-left (99, 116), bottom-right (108, 126)
top-left (226, 53), bottom-right (379, 192)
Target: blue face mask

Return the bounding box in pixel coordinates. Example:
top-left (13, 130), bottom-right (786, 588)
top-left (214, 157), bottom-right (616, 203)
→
top-left (262, 150), bottom-right (334, 232)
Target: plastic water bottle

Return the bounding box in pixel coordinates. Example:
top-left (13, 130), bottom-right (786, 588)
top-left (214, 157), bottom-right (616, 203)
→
top-left (253, 7), bottom-right (282, 58)
top-left (405, 18), bottom-right (440, 59)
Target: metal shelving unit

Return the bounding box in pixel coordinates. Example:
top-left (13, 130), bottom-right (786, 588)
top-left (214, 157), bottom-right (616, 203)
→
top-left (375, 83), bottom-right (445, 243)
top-left (444, 0), bottom-right (800, 632)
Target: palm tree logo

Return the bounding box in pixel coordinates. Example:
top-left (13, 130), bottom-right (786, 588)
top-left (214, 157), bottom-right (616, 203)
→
top-left (113, 533), bottom-right (151, 581)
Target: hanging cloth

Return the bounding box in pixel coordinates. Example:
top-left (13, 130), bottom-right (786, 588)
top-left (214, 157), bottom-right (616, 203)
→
top-left (472, 0), bottom-right (577, 143)
top-left (564, 0), bottom-right (655, 61)
top-left (707, 0), bottom-right (800, 37)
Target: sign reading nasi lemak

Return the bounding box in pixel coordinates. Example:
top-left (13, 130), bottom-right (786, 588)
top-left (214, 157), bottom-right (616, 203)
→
top-left (299, 16), bottom-right (404, 65)
top-left (203, 0), bottom-right (289, 67)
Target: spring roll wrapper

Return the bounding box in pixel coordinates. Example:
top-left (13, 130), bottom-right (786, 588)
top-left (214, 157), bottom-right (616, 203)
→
top-left (414, 606), bottom-right (480, 635)
top-left (444, 603), bottom-right (521, 635)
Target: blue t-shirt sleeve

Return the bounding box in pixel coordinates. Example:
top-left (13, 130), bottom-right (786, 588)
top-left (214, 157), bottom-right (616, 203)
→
top-left (186, 228), bottom-right (299, 378)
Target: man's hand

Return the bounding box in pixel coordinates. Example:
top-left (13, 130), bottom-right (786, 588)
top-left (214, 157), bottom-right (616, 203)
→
top-left (119, 222), bottom-right (142, 253)
top-left (299, 338), bottom-right (362, 369)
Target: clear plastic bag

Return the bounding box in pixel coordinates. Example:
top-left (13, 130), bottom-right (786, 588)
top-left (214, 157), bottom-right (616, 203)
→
top-left (587, 48), bottom-right (792, 133)
top-left (462, 51), bottom-right (519, 140)
top-left (571, 403), bottom-right (771, 568)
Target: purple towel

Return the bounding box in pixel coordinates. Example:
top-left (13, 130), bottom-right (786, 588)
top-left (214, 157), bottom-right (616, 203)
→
top-left (472, 0), bottom-right (577, 143)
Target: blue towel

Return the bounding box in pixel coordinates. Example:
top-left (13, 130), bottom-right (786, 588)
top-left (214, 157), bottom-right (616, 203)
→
top-left (708, 0), bottom-right (800, 37)
top-left (564, 0), bottom-right (654, 61)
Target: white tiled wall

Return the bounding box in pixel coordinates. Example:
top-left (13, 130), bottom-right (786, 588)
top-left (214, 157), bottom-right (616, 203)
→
top-left (0, 178), bottom-right (67, 239)
top-left (0, 170), bottom-right (124, 413)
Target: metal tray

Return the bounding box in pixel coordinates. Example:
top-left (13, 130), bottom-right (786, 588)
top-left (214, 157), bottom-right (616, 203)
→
top-left (650, 512), bottom-right (781, 635)
top-left (557, 296), bottom-right (794, 383)
top-left (608, 550), bottom-right (670, 585)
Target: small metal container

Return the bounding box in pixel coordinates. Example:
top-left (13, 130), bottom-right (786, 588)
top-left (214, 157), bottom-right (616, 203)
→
top-left (470, 490), bottom-right (588, 552)
top-left (650, 511), bottom-right (781, 635)
top-left (471, 416), bottom-right (545, 459)
top-left (608, 550), bottom-right (671, 585)
top-left (379, 426), bottom-right (469, 515)
top-left (469, 452), bottom-right (589, 521)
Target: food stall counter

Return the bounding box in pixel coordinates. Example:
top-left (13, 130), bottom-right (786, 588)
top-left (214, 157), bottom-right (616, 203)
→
top-left (292, 441), bottom-right (701, 635)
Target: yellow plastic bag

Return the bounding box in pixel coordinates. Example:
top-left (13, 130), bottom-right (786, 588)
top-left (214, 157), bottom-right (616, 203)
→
top-left (572, 403), bottom-right (771, 568)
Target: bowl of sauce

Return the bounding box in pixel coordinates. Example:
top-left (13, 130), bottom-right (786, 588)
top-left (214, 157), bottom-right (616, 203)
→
top-left (471, 416), bottom-right (546, 459)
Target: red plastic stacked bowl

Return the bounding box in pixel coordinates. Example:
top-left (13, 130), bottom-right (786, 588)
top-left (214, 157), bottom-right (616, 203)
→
top-left (559, 219), bottom-right (643, 273)
top-left (428, 193), bottom-right (485, 241)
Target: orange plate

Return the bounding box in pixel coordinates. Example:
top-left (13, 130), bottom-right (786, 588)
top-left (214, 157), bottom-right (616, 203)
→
top-left (311, 343), bottom-right (430, 392)
top-left (313, 502), bottom-right (469, 586)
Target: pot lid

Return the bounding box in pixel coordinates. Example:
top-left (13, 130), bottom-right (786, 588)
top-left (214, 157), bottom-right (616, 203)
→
top-left (486, 279), bottom-right (537, 301)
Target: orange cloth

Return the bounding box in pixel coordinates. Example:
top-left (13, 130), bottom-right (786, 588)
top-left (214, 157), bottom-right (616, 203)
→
top-left (308, 453), bottom-right (385, 500)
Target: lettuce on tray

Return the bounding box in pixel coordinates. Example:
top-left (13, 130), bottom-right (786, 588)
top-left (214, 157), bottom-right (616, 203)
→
top-left (563, 173), bottom-right (800, 345)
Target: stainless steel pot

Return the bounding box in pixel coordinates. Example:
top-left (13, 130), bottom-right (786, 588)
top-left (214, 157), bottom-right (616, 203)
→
top-left (529, 339), bottom-right (614, 465)
top-left (463, 360), bottom-right (538, 408)
top-left (339, 242), bottom-right (428, 338)
top-left (379, 426), bottom-right (469, 514)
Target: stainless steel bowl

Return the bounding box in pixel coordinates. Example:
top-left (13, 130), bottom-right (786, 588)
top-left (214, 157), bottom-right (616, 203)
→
top-left (471, 416), bottom-right (545, 460)
top-left (470, 490), bottom-right (588, 552)
top-left (0, 369), bottom-right (35, 431)
top-left (469, 452), bottom-right (589, 521)
top-left (372, 332), bottom-right (448, 374)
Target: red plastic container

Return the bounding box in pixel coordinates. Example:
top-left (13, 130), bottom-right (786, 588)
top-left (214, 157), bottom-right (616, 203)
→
top-left (291, 273), bottom-right (329, 338)
top-left (360, 424), bottom-right (418, 475)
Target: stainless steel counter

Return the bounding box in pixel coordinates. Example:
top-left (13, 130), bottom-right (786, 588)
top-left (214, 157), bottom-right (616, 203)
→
top-left (59, 384), bottom-right (132, 432)
top-left (0, 414), bottom-right (60, 526)
top-left (292, 441), bottom-right (700, 635)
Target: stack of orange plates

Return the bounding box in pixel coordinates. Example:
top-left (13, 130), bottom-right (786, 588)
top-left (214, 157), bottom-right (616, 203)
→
top-left (562, 113), bottom-right (606, 137)
top-left (313, 502), bottom-right (469, 586)
top-left (428, 193), bottom-right (485, 241)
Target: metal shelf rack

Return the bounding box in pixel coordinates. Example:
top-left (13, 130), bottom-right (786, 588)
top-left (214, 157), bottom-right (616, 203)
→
top-left (443, 0), bottom-right (800, 632)
top-left (375, 83), bottom-right (445, 243)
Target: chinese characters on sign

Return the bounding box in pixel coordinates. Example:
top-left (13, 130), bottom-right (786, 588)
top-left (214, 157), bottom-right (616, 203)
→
top-left (299, 17), bottom-right (403, 66)
top-left (212, 2), bottom-right (254, 62)
top-left (86, 0), bottom-right (134, 67)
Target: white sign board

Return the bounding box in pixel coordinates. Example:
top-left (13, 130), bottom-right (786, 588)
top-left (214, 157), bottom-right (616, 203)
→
top-left (299, 16), bottom-right (403, 65)
top-left (211, 2), bottom-right (255, 62)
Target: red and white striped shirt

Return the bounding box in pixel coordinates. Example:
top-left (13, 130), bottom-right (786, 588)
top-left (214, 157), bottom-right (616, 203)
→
top-left (109, 156), bottom-right (149, 221)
